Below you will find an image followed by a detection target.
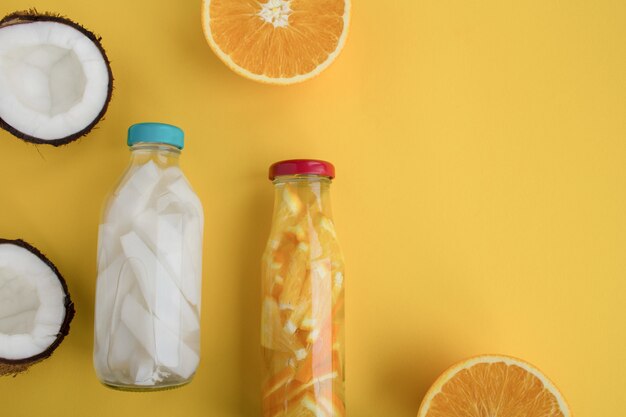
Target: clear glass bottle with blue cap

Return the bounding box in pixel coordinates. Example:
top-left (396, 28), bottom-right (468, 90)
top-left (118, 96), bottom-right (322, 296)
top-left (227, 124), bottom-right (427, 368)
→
top-left (94, 123), bottom-right (204, 390)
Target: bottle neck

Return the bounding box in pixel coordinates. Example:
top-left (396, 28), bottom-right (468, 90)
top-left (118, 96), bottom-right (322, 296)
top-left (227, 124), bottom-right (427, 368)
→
top-left (272, 175), bottom-right (333, 219)
top-left (129, 143), bottom-right (181, 167)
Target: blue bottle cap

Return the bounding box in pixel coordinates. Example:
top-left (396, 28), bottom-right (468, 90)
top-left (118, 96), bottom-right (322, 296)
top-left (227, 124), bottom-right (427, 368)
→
top-left (127, 123), bottom-right (184, 150)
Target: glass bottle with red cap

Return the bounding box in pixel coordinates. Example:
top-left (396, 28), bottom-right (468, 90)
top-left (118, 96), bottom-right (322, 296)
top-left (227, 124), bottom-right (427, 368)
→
top-left (261, 159), bottom-right (345, 417)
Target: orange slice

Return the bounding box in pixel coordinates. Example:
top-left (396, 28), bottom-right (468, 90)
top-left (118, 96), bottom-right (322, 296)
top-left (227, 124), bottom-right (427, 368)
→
top-left (319, 393), bottom-right (346, 417)
top-left (262, 296), bottom-right (304, 354)
top-left (263, 366), bottom-right (296, 399)
top-left (417, 355), bottom-right (571, 417)
top-left (202, 0), bottom-right (350, 84)
top-left (265, 390), bottom-right (309, 417)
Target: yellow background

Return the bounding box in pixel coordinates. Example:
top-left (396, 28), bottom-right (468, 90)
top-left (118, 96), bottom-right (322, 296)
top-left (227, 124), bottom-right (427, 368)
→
top-left (1, 0), bottom-right (625, 416)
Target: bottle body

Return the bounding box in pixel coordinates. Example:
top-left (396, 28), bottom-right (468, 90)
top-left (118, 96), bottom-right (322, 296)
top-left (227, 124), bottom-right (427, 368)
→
top-left (261, 175), bottom-right (345, 416)
top-left (93, 143), bottom-right (204, 390)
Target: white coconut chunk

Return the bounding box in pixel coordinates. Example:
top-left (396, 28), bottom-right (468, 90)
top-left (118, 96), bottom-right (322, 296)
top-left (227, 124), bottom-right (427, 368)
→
top-left (133, 209), bottom-right (201, 307)
top-left (0, 19), bottom-right (111, 143)
top-left (119, 231), bottom-right (181, 328)
top-left (165, 336), bottom-right (199, 379)
top-left (0, 242), bottom-right (69, 361)
top-left (113, 167), bottom-right (160, 218)
top-left (180, 247), bottom-right (202, 308)
top-left (131, 353), bottom-right (160, 385)
top-left (170, 178), bottom-right (204, 216)
top-left (133, 209), bottom-right (158, 244)
top-left (94, 256), bottom-right (134, 350)
top-left (157, 182), bottom-right (204, 309)
top-left (105, 321), bottom-right (135, 372)
top-left (120, 294), bottom-right (199, 378)
top-left (97, 223), bottom-right (122, 265)
top-left (156, 192), bottom-right (180, 213)
top-left (119, 231), bottom-right (199, 333)
top-left (121, 294), bottom-right (178, 367)
top-left (127, 160), bottom-right (161, 193)
top-left (154, 187), bottom-right (204, 303)
top-left (134, 209), bottom-right (184, 257)
top-left (108, 161), bottom-right (161, 221)
top-left (158, 166), bottom-right (184, 188)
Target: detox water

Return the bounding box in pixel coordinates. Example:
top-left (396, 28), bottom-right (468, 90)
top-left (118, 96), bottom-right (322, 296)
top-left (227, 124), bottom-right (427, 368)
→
top-left (261, 160), bottom-right (346, 416)
top-left (93, 124), bottom-right (204, 390)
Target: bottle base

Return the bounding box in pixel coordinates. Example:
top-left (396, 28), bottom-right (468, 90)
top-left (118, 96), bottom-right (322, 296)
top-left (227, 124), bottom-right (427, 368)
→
top-left (100, 379), bottom-right (191, 392)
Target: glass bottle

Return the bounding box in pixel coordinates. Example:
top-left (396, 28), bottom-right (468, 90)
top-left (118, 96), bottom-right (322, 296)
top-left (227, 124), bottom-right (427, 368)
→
top-left (261, 160), bottom-right (346, 417)
top-left (94, 123), bottom-right (204, 390)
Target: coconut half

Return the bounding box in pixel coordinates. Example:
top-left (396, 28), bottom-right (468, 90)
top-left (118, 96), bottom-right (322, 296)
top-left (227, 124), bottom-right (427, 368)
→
top-left (0, 11), bottom-right (113, 146)
top-left (0, 239), bottom-right (75, 376)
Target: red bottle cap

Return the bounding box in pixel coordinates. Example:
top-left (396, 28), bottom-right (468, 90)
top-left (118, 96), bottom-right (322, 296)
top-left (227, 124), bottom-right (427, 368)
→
top-left (269, 159), bottom-right (335, 180)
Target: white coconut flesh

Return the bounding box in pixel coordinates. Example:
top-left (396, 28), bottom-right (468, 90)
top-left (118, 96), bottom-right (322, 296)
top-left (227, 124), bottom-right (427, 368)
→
top-left (0, 243), bottom-right (66, 360)
top-left (0, 20), bottom-right (110, 141)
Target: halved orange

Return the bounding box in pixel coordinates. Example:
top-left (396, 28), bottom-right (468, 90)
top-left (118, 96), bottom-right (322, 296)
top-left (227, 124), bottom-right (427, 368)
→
top-left (202, 0), bottom-right (350, 84)
top-left (417, 355), bottom-right (571, 417)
